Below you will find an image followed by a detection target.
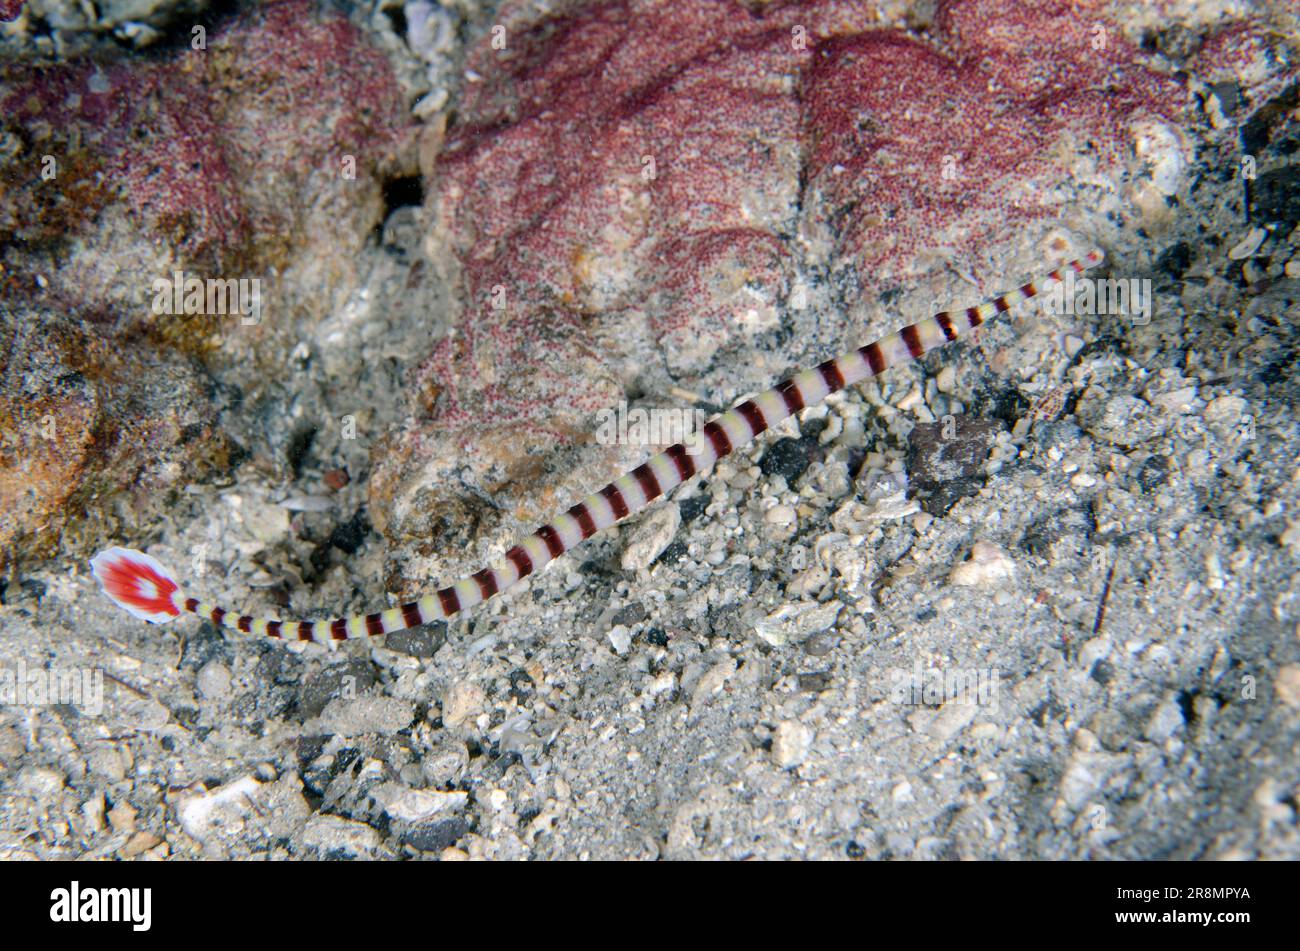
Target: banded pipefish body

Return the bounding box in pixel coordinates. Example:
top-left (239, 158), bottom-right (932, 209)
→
top-left (91, 248), bottom-right (1105, 644)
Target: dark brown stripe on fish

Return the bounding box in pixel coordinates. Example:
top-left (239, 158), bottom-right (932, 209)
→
top-left (506, 544), bottom-right (534, 579)
top-left (569, 502), bottom-right (598, 539)
top-left (817, 358), bottom-right (846, 392)
top-left (777, 378), bottom-right (805, 414)
top-left (437, 586), bottom-right (461, 617)
top-left (901, 324), bottom-right (924, 358)
top-left (703, 420), bottom-right (732, 458)
top-left (665, 443), bottom-right (696, 481)
top-left (536, 524), bottom-right (566, 558)
top-left (734, 400), bottom-right (767, 438)
top-left (631, 463), bottom-right (662, 502)
top-left (472, 568), bottom-right (498, 599)
top-left (861, 342), bottom-right (886, 375)
top-left (600, 483), bottom-right (630, 520)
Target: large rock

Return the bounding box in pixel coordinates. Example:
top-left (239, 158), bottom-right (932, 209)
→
top-left (0, 0), bottom-right (416, 565)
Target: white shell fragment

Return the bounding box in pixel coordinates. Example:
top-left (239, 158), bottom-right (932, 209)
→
top-left (949, 541), bottom-right (1016, 587)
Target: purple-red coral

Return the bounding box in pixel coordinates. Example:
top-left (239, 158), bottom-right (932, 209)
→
top-left (803, 0), bottom-right (1186, 272)
top-left (0, 1), bottom-right (23, 24)
top-left (428, 0), bottom-right (1182, 392)
top-left (1, 0), bottom-right (410, 261)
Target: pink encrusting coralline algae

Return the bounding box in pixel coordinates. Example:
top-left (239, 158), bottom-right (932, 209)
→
top-left (0, 0), bottom-right (417, 563)
top-left (430, 0), bottom-right (1183, 375)
top-left (1, 0), bottom-right (411, 262)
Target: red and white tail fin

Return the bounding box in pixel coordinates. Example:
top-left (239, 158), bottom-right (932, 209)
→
top-left (89, 547), bottom-right (184, 624)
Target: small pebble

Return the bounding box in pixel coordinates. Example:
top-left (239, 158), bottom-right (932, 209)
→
top-left (608, 624), bottom-right (632, 655)
top-left (318, 695), bottom-right (415, 736)
top-left (378, 785), bottom-right (468, 823)
top-left (108, 801), bottom-right (137, 834)
top-left (278, 495), bottom-right (333, 513)
top-left (1275, 665), bottom-right (1300, 710)
top-left (771, 720), bottom-right (813, 769)
top-left (196, 660), bottom-right (232, 700)
top-left (764, 503), bottom-right (796, 526)
top-left (121, 831), bottom-right (162, 859)
top-left (760, 438), bottom-right (814, 482)
top-left (949, 541), bottom-right (1016, 587)
top-left (1227, 227), bottom-right (1265, 260)
top-left (896, 386), bottom-right (923, 412)
top-left (621, 502), bottom-right (680, 571)
top-left (302, 815), bottom-right (381, 858)
top-left (323, 468), bottom-right (350, 489)
top-left (1145, 694), bottom-right (1185, 741)
top-left (16, 766), bottom-right (64, 797)
top-left (442, 681), bottom-right (485, 728)
top-left (754, 601), bottom-right (842, 647)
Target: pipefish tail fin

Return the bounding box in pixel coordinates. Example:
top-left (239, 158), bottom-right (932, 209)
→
top-left (90, 547), bottom-right (184, 624)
